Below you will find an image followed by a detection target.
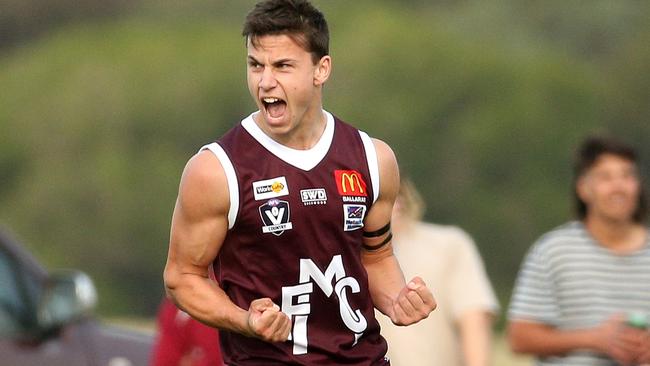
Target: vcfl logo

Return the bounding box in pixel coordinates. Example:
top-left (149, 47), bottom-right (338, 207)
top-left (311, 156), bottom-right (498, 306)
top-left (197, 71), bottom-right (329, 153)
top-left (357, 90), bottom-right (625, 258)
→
top-left (281, 255), bottom-right (367, 355)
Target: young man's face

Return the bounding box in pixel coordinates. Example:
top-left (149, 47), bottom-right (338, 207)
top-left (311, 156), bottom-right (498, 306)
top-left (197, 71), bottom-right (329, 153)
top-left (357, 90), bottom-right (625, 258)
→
top-left (578, 153), bottom-right (641, 223)
top-left (246, 34), bottom-right (330, 136)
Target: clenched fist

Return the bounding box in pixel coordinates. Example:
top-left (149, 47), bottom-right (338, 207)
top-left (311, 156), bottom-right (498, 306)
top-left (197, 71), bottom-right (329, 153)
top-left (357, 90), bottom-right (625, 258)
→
top-left (390, 276), bottom-right (436, 326)
top-left (247, 298), bottom-right (292, 342)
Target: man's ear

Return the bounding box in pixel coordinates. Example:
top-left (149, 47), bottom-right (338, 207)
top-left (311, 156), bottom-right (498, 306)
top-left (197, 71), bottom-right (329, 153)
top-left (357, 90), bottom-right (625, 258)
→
top-left (314, 55), bottom-right (331, 86)
top-left (576, 176), bottom-right (590, 203)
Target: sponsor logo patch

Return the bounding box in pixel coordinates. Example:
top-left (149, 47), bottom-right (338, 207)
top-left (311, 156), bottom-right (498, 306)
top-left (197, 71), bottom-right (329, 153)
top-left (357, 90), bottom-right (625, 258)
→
top-left (300, 188), bottom-right (328, 205)
top-left (343, 204), bottom-right (366, 231)
top-left (342, 196), bottom-right (366, 203)
top-left (253, 176), bottom-right (289, 201)
top-left (334, 170), bottom-right (368, 197)
top-left (259, 199), bottom-right (293, 236)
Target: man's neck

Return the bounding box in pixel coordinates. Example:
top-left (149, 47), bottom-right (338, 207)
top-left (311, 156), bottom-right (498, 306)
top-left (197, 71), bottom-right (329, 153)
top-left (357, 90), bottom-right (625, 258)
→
top-left (584, 215), bottom-right (646, 254)
top-left (255, 107), bottom-right (327, 150)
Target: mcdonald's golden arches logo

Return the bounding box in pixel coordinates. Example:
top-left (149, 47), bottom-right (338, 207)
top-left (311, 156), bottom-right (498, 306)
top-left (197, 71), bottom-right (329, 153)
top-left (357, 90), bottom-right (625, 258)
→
top-left (334, 170), bottom-right (368, 197)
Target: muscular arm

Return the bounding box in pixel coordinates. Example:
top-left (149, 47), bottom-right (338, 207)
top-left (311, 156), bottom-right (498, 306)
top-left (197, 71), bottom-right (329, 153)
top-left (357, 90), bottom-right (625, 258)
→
top-left (361, 139), bottom-right (403, 315)
top-left (361, 138), bottom-right (436, 325)
top-left (163, 151), bottom-right (290, 341)
top-left (458, 310), bottom-right (494, 366)
top-left (164, 151), bottom-right (250, 334)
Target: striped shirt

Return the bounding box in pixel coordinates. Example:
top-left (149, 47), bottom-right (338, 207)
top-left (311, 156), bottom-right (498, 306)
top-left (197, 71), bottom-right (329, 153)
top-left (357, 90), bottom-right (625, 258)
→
top-left (508, 221), bottom-right (650, 366)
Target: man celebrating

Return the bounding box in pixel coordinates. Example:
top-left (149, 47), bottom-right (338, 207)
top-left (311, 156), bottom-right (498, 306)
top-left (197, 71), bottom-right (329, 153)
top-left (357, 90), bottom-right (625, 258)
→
top-left (163, 1), bottom-right (436, 365)
top-left (508, 136), bottom-right (650, 365)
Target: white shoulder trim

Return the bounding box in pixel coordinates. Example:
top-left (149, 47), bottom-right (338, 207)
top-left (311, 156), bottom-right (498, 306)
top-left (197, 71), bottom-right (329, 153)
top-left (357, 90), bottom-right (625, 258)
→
top-left (241, 111), bottom-right (335, 171)
top-left (198, 143), bottom-right (239, 229)
top-left (359, 131), bottom-right (380, 204)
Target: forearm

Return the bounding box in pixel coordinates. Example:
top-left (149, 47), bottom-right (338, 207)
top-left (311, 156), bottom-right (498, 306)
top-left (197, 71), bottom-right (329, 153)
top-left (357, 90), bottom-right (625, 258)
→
top-left (362, 245), bottom-right (406, 317)
top-left (508, 320), bottom-right (599, 356)
top-left (164, 267), bottom-right (251, 336)
top-left (459, 310), bottom-right (493, 366)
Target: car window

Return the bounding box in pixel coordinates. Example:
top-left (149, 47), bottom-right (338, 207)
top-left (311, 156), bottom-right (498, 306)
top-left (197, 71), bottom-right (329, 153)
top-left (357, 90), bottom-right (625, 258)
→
top-left (0, 248), bottom-right (38, 336)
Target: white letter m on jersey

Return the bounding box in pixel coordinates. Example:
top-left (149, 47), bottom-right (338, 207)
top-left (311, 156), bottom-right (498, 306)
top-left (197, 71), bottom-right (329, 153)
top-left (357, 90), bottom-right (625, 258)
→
top-left (281, 255), bottom-right (368, 355)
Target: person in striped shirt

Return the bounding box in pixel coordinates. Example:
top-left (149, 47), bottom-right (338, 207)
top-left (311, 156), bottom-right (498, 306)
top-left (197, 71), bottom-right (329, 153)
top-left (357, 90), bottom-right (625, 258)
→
top-left (507, 136), bottom-right (650, 366)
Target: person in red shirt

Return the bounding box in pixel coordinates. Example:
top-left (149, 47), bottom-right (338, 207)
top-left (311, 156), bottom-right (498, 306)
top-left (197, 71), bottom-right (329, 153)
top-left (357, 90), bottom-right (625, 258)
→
top-left (150, 298), bottom-right (224, 366)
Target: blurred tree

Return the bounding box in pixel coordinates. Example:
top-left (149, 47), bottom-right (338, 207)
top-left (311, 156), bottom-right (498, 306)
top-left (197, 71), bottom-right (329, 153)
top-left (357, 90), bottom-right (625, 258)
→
top-left (0, 0), bottom-right (133, 50)
top-left (0, 0), bottom-right (648, 319)
top-left (0, 19), bottom-right (250, 315)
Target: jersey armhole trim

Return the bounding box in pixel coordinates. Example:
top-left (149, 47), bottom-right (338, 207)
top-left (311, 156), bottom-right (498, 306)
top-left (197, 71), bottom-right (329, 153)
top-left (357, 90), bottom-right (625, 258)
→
top-left (359, 131), bottom-right (380, 204)
top-left (199, 142), bottom-right (239, 229)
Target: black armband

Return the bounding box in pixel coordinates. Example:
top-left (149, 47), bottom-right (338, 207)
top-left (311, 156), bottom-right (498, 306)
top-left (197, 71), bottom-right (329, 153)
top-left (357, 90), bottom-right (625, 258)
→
top-left (362, 232), bottom-right (393, 251)
top-left (363, 222), bottom-right (391, 238)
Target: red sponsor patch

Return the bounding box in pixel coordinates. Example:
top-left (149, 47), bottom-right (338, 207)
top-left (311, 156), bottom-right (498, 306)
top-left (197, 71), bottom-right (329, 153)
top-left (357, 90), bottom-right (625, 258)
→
top-left (334, 170), bottom-right (368, 197)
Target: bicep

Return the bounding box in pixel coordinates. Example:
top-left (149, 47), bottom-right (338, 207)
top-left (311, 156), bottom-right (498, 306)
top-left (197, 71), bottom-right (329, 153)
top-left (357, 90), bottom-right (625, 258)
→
top-left (363, 138), bottom-right (399, 233)
top-left (361, 139), bottom-right (399, 259)
top-left (166, 152), bottom-right (230, 278)
top-left (168, 200), bottom-right (227, 274)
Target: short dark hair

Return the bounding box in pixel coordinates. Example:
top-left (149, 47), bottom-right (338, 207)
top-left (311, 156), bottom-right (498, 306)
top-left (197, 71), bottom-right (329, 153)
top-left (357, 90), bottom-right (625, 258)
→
top-left (573, 136), bottom-right (647, 222)
top-left (242, 0), bottom-right (329, 64)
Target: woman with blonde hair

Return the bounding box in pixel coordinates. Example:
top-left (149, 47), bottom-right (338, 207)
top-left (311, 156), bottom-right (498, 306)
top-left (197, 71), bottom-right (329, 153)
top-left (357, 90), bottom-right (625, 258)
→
top-left (377, 177), bottom-right (499, 366)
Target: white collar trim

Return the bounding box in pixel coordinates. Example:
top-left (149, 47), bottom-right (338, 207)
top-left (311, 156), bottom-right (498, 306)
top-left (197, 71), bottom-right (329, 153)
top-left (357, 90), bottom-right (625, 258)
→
top-left (241, 111), bottom-right (335, 171)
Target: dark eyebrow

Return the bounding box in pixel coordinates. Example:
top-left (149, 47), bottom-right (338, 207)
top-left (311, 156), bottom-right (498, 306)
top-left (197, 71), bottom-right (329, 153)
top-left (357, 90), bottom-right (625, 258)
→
top-left (272, 58), bottom-right (296, 67)
top-left (247, 56), bottom-right (295, 67)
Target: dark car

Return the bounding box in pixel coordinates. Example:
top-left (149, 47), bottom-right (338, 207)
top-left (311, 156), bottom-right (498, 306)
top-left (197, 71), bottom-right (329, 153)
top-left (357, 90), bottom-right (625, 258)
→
top-left (0, 229), bottom-right (153, 366)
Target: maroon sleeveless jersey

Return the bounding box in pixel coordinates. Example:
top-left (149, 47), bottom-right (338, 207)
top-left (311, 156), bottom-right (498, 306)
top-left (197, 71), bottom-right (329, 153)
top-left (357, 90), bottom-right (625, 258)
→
top-left (203, 112), bottom-right (389, 365)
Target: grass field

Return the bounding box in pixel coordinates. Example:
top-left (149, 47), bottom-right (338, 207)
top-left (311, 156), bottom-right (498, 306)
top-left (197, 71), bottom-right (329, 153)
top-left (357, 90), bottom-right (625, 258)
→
top-left (107, 317), bottom-right (533, 366)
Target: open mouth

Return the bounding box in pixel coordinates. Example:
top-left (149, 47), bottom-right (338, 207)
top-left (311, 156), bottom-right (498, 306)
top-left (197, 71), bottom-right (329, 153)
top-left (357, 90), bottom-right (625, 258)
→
top-left (262, 97), bottom-right (287, 119)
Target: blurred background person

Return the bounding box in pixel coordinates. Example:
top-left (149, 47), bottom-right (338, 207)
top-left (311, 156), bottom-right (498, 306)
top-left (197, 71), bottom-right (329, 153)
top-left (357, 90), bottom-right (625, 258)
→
top-left (376, 177), bottom-right (500, 366)
top-left (150, 297), bottom-right (224, 366)
top-left (508, 136), bottom-right (650, 365)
